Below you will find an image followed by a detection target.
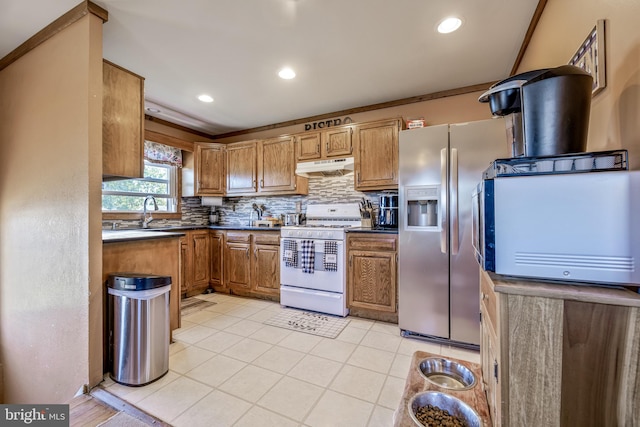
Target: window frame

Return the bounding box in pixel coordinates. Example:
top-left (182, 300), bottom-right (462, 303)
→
top-left (102, 161), bottom-right (183, 220)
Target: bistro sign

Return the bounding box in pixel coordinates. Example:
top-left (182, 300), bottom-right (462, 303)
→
top-left (304, 116), bottom-right (352, 131)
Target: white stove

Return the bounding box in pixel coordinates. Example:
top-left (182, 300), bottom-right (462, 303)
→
top-left (280, 203), bottom-right (361, 316)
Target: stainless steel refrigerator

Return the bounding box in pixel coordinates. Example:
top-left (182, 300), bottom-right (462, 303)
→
top-left (398, 118), bottom-right (507, 347)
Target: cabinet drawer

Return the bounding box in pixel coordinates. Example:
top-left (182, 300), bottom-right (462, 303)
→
top-left (253, 232), bottom-right (280, 245)
top-left (348, 235), bottom-right (397, 252)
top-left (480, 270), bottom-right (498, 330)
top-left (226, 232), bottom-right (251, 243)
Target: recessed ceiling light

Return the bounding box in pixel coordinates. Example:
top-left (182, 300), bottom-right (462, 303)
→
top-left (198, 94), bottom-right (214, 103)
top-left (145, 107), bottom-right (161, 113)
top-left (437, 17), bottom-right (462, 34)
top-left (278, 67), bottom-right (296, 80)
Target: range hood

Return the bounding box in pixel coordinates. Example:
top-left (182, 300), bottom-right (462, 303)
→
top-left (295, 157), bottom-right (354, 177)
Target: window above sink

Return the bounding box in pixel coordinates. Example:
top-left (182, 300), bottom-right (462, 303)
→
top-left (102, 160), bottom-right (178, 213)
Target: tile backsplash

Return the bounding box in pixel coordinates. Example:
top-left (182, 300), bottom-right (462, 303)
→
top-left (216, 174), bottom-right (392, 226)
top-left (104, 174), bottom-right (393, 229)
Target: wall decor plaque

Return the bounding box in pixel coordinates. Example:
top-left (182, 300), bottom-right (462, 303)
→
top-left (569, 19), bottom-right (606, 96)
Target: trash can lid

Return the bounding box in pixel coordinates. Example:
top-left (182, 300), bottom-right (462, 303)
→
top-left (107, 273), bottom-right (172, 291)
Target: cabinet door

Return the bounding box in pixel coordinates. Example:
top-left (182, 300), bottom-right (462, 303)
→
top-left (195, 143), bottom-right (225, 196)
top-left (191, 231), bottom-right (210, 289)
top-left (102, 60), bottom-right (144, 179)
top-left (252, 243), bottom-right (280, 297)
top-left (296, 133), bottom-right (321, 161)
top-left (226, 141), bottom-right (257, 195)
top-left (180, 237), bottom-right (189, 296)
top-left (347, 250), bottom-right (397, 312)
top-left (482, 312), bottom-right (501, 427)
top-left (258, 136), bottom-right (297, 192)
top-left (323, 126), bottom-right (352, 157)
top-left (353, 119), bottom-right (400, 190)
top-left (224, 242), bottom-right (251, 290)
top-left (210, 231), bottom-right (224, 290)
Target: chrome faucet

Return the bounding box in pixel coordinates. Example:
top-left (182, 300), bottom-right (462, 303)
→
top-left (142, 195), bottom-right (158, 228)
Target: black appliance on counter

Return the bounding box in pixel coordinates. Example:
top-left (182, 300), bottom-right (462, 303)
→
top-left (378, 193), bottom-right (398, 228)
top-left (479, 65), bottom-right (593, 158)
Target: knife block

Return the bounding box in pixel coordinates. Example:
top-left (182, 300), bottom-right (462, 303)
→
top-left (360, 208), bottom-right (373, 228)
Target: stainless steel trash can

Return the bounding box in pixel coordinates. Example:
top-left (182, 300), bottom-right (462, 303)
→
top-left (107, 273), bottom-right (171, 386)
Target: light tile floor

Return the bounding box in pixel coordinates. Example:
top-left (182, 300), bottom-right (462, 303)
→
top-left (102, 293), bottom-right (480, 427)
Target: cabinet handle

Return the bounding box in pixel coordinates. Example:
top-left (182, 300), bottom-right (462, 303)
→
top-left (246, 248), bottom-right (249, 259)
top-left (252, 179), bottom-right (256, 187)
top-left (357, 172), bottom-right (360, 183)
top-left (254, 248), bottom-right (257, 259)
top-left (317, 143), bottom-right (320, 153)
top-left (349, 254), bottom-right (352, 266)
top-left (494, 360), bottom-right (499, 383)
top-left (326, 142), bottom-right (329, 152)
top-left (260, 179), bottom-right (264, 188)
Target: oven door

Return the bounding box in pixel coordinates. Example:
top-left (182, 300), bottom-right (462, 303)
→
top-left (280, 238), bottom-right (345, 293)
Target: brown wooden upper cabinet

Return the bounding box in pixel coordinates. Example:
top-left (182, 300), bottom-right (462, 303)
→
top-left (259, 136), bottom-right (307, 194)
top-left (296, 125), bottom-right (353, 161)
top-left (194, 143), bottom-right (225, 196)
top-left (102, 60), bottom-right (144, 179)
top-left (353, 118), bottom-right (402, 190)
top-left (225, 138), bottom-right (308, 196)
top-left (226, 140), bottom-right (258, 195)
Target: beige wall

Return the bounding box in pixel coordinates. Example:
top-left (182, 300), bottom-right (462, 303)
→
top-left (215, 91), bottom-right (493, 143)
top-left (517, 0), bottom-right (640, 169)
top-left (0, 14), bottom-right (103, 403)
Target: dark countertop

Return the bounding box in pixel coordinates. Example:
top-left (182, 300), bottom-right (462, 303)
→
top-left (347, 227), bottom-right (398, 234)
top-left (102, 229), bottom-right (186, 243)
top-left (208, 225), bottom-right (281, 231)
top-left (102, 224), bottom-right (398, 241)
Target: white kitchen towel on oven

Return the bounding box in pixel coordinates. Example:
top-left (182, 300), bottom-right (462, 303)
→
top-left (301, 240), bottom-right (315, 274)
top-left (324, 241), bottom-right (338, 271)
top-left (283, 239), bottom-right (298, 267)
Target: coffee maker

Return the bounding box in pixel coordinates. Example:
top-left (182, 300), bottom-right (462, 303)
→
top-left (378, 193), bottom-right (398, 228)
top-left (478, 65), bottom-right (593, 157)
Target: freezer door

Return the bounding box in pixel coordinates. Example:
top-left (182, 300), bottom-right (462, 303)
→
top-left (449, 118), bottom-right (507, 345)
top-left (398, 125), bottom-right (450, 339)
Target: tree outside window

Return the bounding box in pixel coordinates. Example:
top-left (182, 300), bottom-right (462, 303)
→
top-left (102, 161), bottom-right (177, 212)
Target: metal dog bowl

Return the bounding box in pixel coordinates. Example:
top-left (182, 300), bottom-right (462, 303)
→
top-left (409, 391), bottom-right (481, 427)
top-left (418, 358), bottom-right (476, 390)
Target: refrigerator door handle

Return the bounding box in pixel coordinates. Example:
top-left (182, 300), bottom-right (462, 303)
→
top-left (451, 148), bottom-right (459, 255)
top-left (440, 148), bottom-right (448, 254)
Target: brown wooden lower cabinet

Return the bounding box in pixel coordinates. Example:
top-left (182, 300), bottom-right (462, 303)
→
top-left (251, 233), bottom-right (280, 297)
top-left (221, 230), bottom-right (280, 301)
top-left (225, 239), bottom-right (252, 291)
top-left (346, 233), bottom-right (398, 322)
top-left (480, 270), bottom-right (640, 427)
top-left (181, 230), bottom-right (210, 297)
top-left (209, 230), bottom-right (224, 292)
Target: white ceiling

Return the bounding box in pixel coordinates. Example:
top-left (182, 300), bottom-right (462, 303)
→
top-left (0, 0), bottom-right (540, 136)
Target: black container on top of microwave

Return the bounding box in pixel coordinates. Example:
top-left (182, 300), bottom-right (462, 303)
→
top-left (479, 65), bottom-right (593, 158)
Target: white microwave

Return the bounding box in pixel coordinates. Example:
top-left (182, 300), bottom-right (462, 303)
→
top-left (472, 170), bottom-right (640, 285)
